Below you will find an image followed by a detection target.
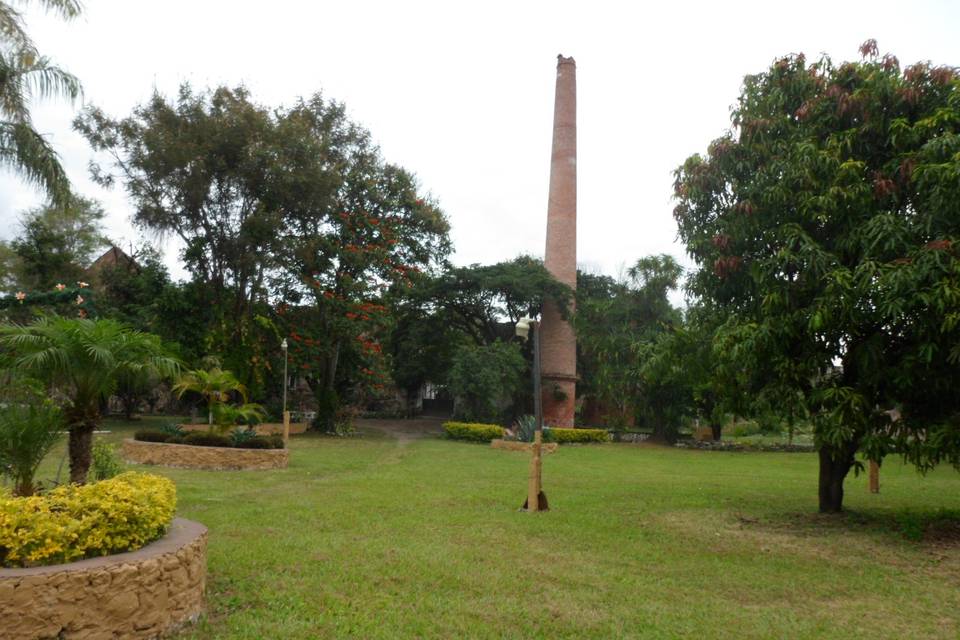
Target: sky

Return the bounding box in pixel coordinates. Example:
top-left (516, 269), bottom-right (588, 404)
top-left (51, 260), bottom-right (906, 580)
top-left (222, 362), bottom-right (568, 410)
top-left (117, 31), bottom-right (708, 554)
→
top-left (2, 0), bottom-right (959, 290)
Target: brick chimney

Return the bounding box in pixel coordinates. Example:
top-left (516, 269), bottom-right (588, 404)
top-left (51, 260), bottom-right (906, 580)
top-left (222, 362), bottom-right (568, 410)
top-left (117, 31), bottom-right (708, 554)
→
top-left (540, 54), bottom-right (577, 427)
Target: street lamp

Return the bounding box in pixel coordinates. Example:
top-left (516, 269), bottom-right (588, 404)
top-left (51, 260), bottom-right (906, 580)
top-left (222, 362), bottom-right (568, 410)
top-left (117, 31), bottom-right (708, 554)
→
top-left (281, 338), bottom-right (290, 446)
top-left (516, 316), bottom-right (548, 512)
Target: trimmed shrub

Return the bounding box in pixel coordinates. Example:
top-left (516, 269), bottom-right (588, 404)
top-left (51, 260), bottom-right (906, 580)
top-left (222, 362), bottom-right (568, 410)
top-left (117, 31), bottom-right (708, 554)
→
top-left (546, 428), bottom-right (609, 444)
top-left (443, 421), bottom-right (505, 443)
top-left (182, 432), bottom-right (232, 448)
top-left (134, 429), bottom-right (170, 443)
top-left (235, 436), bottom-right (273, 449)
top-left (0, 472), bottom-right (176, 568)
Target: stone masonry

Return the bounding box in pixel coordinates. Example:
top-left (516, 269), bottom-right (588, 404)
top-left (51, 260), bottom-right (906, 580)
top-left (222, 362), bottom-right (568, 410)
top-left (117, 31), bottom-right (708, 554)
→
top-left (0, 518), bottom-right (207, 640)
top-left (122, 438), bottom-right (289, 470)
top-left (540, 54), bottom-right (578, 426)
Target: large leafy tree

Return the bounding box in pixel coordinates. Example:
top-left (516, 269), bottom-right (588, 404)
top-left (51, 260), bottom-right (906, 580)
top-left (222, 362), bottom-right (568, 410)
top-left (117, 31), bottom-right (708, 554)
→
top-left (0, 0), bottom-right (82, 203)
top-left (410, 256), bottom-right (571, 345)
top-left (272, 94), bottom-right (451, 428)
top-left (576, 255), bottom-right (682, 436)
top-left (75, 86), bottom-right (281, 385)
top-left (0, 317), bottom-right (181, 483)
top-left (673, 42), bottom-right (960, 512)
top-left (8, 196), bottom-right (109, 290)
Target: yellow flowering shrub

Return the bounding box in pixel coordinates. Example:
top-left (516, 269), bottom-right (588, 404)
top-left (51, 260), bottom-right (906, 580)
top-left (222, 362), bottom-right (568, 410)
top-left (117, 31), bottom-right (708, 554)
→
top-left (0, 472), bottom-right (176, 568)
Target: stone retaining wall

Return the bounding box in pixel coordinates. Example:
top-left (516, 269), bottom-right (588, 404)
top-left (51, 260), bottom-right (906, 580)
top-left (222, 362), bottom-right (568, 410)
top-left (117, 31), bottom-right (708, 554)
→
top-left (181, 421), bottom-right (308, 435)
top-left (123, 438), bottom-right (289, 470)
top-left (0, 518), bottom-right (207, 640)
top-left (490, 439), bottom-right (559, 454)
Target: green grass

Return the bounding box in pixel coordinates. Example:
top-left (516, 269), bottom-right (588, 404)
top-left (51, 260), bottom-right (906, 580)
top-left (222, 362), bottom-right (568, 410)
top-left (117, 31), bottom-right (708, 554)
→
top-left (19, 418), bottom-right (960, 639)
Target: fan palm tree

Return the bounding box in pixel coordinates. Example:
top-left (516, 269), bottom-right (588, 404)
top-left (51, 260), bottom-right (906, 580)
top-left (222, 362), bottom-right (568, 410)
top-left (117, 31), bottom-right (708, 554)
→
top-left (1, 0), bottom-right (82, 203)
top-left (172, 367), bottom-right (249, 427)
top-left (0, 316), bottom-right (182, 483)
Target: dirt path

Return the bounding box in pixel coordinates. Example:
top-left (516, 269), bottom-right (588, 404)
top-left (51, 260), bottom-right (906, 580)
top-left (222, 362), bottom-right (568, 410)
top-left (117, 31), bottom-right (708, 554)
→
top-left (354, 416), bottom-right (445, 445)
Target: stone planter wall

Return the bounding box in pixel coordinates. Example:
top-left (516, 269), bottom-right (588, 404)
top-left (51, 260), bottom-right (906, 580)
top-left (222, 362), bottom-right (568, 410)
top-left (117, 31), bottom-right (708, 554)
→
top-left (0, 518), bottom-right (207, 640)
top-left (181, 421), bottom-right (308, 436)
top-left (490, 439), bottom-right (559, 454)
top-left (123, 438), bottom-right (289, 470)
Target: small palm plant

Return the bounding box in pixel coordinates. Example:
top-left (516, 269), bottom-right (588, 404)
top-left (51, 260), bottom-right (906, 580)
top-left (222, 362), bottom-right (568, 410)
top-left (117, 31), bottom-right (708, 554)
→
top-left (0, 316), bottom-right (181, 483)
top-left (211, 401), bottom-right (266, 436)
top-left (172, 367), bottom-right (248, 427)
top-left (0, 380), bottom-right (63, 495)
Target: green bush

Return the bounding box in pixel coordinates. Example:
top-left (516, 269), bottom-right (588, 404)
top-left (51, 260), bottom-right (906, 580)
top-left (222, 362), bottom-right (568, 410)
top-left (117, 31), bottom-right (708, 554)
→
top-left (235, 435), bottom-right (281, 449)
top-left (183, 432), bottom-right (232, 448)
top-left (546, 428), bottom-right (609, 444)
top-left (229, 426), bottom-right (258, 446)
top-left (90, 441), bottom-right (124, 481)
top-left (443, 421), bottom-right (505, 443)
top-left (134, 429), bottom-right (171, 443)
top-left (447, 341), bottom-right (525, 423)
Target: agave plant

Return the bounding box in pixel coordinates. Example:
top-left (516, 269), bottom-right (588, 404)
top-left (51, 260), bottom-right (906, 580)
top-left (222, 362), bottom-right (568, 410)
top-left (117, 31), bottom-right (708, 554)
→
top-left (513, 414), bottom-right (537, 443)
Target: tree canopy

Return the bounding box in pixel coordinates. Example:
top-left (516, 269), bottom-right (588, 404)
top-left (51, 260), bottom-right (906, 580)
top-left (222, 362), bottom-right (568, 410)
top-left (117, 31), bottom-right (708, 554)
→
top-left (673, 41), bottom-right (960, 511)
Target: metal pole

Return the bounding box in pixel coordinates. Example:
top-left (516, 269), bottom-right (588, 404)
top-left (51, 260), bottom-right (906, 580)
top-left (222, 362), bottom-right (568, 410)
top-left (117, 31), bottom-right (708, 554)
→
top-left (283, 345), bottom-right (288, 414)
top-left (282, 342), bottom-right (290, 447)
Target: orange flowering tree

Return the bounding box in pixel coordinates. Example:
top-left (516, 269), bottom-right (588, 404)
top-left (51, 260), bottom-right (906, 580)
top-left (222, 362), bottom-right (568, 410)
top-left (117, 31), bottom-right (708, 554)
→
top-left (274, 96), bottom-right (450, 428)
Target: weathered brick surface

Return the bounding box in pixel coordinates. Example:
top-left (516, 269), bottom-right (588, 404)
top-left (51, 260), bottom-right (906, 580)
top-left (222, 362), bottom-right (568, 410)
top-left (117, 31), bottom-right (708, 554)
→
top-left (541, 54), bottom-right (578, 426)
top-left (0, 518), bottom-right (207, 640)
top-left (122, 438), bottom-right (289, 470)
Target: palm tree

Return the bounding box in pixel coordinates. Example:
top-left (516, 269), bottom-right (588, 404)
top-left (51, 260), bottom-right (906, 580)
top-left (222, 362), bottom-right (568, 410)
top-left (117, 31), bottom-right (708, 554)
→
top-left (172, 367), bottom-right (249, 427)
top-left (0, 316), bottom-right (181, 483)
top-left (1, 0), bottom-right (83, 203)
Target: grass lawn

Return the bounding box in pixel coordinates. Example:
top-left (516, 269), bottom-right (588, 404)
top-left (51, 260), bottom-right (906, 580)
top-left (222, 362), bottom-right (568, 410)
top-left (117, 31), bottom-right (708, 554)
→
top-left (23, 417), bottom-right (960, 639)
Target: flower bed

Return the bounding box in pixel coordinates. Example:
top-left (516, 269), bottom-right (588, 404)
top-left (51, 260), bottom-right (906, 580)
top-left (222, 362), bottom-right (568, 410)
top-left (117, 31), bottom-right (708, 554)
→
top-left (675, 440), bottom-right (815, 453)
top-left (0, 472), bottom-right (176, 567)
top-left (181, 421), bottom-right (308, 436)
top-left (0, 517), bottom-right (207, 639)
top-left (123, 438), bottom-right (289, 470)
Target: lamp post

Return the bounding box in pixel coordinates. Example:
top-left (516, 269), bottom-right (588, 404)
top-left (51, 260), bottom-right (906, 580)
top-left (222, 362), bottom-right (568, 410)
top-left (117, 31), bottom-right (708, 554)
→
top-left (516, 316), bottom-right (548, 512)
top-left (281, 338), bottom-right (290, 446)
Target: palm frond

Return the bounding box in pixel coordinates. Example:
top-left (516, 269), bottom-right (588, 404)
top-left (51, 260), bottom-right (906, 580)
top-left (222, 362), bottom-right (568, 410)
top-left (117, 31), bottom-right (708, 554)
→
top-left (0, 3), bottom-right (31, 52)
top-left (0, 121), bottom-right (70, 204)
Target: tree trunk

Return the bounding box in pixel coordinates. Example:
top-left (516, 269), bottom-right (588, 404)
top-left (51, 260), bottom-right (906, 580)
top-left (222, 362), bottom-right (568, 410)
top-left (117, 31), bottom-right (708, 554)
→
top-left (15, 477), bottom-right (34, 497)
top-left (68, 422), bottom-right (95, 484)
top-left (818, 445), bottom-right (855, 513)
top-left (710, 420), bottom-right (722, 441)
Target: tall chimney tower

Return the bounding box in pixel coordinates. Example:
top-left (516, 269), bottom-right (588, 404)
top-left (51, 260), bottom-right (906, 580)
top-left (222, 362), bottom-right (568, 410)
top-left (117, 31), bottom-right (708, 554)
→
top-left (540, 54), bottom-right (577, 427)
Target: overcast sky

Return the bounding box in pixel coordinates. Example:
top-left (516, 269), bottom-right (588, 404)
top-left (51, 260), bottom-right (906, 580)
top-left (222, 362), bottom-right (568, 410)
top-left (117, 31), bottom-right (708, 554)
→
top-left (2, 0), bottom-right (958, 288)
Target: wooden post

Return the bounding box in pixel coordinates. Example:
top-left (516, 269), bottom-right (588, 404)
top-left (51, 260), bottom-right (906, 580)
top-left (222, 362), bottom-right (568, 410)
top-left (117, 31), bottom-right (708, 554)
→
top-left (282, 410), bottom-right (290, 447)
top-left (527, 431), bottom-right (543, 511)
top-left (869, 459), bottom-right (879, 494)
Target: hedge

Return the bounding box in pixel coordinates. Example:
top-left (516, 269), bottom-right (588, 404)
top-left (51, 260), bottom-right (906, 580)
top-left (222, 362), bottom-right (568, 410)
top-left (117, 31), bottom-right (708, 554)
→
top-left (134, 430), bottom-right (284, 449)
top-left (547, 428), bottom-right (609, 444)
top-left (443, 422), bottom-right (505, 443)
top-left (0, 472), bottom-right (176, 568)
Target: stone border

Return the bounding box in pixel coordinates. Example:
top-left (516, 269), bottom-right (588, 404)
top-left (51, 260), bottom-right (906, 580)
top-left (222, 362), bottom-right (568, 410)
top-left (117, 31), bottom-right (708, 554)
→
top-left (490, 439), bottom-right (559, 454)
top-left (0, 518), bottom-right (207, 640)
top-left (181, 421), bottom-right (308, 435)
top-left (122, 438), bottom-right (289, 470)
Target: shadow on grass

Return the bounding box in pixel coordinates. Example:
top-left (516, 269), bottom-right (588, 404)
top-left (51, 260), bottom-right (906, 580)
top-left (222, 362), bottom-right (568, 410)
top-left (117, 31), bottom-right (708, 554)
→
top-left (740, 507), bottom-right (960, 546)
